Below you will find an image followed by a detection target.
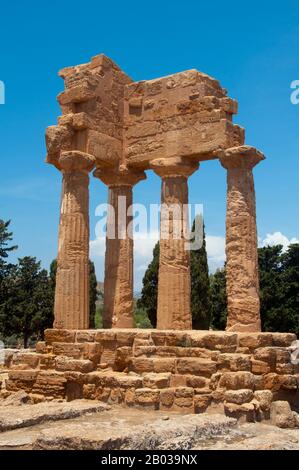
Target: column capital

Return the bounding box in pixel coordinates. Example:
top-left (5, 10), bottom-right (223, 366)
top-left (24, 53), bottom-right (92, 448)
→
top-left (58, 151), bottom-right (95, 173)
top-left (93, 165), bottom-right (146, 187)
top-left (150, 157), bottom-right (199, 178)
top-left (220, 145), bottom-right (265, 170)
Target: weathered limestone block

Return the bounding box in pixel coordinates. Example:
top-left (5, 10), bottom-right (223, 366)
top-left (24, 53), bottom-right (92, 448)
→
top-left (143, 373), bottom-right (171, 389)
top-left (220, 146), bottom-right (265, 332)
top-left (238, 333), bottom-right (274, 351)
top-left (170, 374), bottom-right (187, 387)
top-left (45, 329), bottom-right (76, 345)
top-left (251, 359), bottom-right (271, 375)
top-left (116, 331), bottom-right (137, 346)
top-left (94, 330), bottom-right (116, 342)
top-left (82, 343), bottom-right (102, 365)
top-left (94, 167), bottom-right (146, 328)
top-left (154, 345), bottom-right (216, 359)
top-left (113, 347), bottom-right (132, 371)
top-left (52, 151), bottom-right (95, 329)
top-left (190, 332), bottom-right (238, 352)
top-left (185, 375), bottom-right (209, 389)
top-left (224, 389), bottom-right (253, 405)
top-left (6, 370), bottom-right (39, 393)
top-left (258, 373), bottom-right (282, 392)
top-left (176, 358), bottom-right (217, 377)
top-left (135, 388), bottom-right (160, 409)
top-left (116, 375), bottom-right (143, 389)
top-left (194, 394), bottom-right (212, 413)
top-left (134, 345), bottom-right (157, 357)
top-left (254, 347), bottom-right (278, 365)
top-left (218, 371), bottom-right (255, 390)
top-left (217, 353), bottom-right (251, 372)
top-left (36, 342), bottom-right (52, 354)
top-left (159, 331), bottom-right (188, 346)
top-left (254, 390), bottom-right (273, 411)
top-left (272, 333), bottom-right (297, 347)
top-left (153, 358), bottom-right (176, 374)
top-left (270, 401), bottom-right (297, 429)
top-left (52, 342), bottom-right (84, 359)
top-left (76, 330), bottom-right (96, 343)
top-left (32, 371), bottom-right (67, 398)
top-left (224, 401), bottom-right (258, 423)
top-left (160, 388), bottom-right (175, 409)
top-left (173, 386), bottom-right (194, 411)
top-left (151, 157), bottom-right (198, 330)
top-left (128, 358), bottom-right (155, 374)
top-left (12, 352), bottom-right (42, 369)
top-left (125, 388), bottom-right (136, 406)
top-left (55, 356), bottom-right (95, 373)
top-left (279, 375), bottom-right (298, 391)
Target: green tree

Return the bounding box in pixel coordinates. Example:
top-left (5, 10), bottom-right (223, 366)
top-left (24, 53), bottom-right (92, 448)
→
top-left (0, 220), bottom-right (18, 260)
top-left (0, 219), bottom-right (18, 307)
top-left (0, 257), bottom-right (54, 347)
top-left (89, 261), bottom-right (98, 328)
top-left (260, 244), bottom-right (299, 335)
top-left (190, 216), bottom-right (211, 329)
top-left (49, 259), bottom-right (98, 328)
top-left (210, 267), bottom-right (227, 330)
top-left (134, 307), bottom-right (152, 328)
top-left (137, 242), bottom-right (159, 328)
top-left (0, 220), bottom-right (18, 343)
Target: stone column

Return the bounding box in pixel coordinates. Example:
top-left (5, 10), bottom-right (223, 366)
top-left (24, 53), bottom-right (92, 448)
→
top-left (151, 157), bottom-right (199, 330)
top-left (220, 145), bottom-right (265, 332)
top-left (54, 151), bottom-right (95, 329)
top-left (94, 167), bottom-right (146, 328)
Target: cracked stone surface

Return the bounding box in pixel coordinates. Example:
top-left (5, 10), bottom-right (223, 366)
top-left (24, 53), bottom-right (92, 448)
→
top-left (0, 399), bottom-right (109, 432)
top-left (0, 400), bottom-right (299, 450)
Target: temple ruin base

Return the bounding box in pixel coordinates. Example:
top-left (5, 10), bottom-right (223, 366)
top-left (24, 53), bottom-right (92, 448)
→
top-left (2, 329), bottom-right (298, 422)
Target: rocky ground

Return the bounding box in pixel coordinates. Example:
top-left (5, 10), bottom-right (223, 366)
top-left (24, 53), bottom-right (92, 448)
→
top-left (0, 392), bottom-right (298, 450)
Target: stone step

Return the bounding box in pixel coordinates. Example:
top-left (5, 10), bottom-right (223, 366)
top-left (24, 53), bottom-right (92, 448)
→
top-left (44, 329), bottom-right (297, 351)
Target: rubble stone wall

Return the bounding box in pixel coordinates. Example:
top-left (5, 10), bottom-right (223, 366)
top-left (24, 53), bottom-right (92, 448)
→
top-left (2, 330), bottom-right (298, 422)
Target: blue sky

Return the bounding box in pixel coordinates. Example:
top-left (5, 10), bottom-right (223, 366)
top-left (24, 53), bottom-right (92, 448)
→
top-left (0, 0), bottom-right (298, 288)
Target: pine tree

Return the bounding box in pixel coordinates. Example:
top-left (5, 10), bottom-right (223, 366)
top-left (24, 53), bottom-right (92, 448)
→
top-left (0, 220), bottom-right (18, 260)
top-left (0, 257), bottom-right (53, 347)
top-left (0, 220), bottom-right (18, 341)
top-left (190, 216), bottom-right (211, 329)
top-left (137, 242), bottom-right (159, 328)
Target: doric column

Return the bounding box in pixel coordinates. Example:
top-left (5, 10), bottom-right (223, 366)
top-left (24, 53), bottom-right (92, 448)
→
top-left (220, 145), bottom-right (265, 332)
top-left (54, 151), bottom-right (95, 329)
top-left (151, 157), bottom-right (199, 330)
top-left (94, 166), bottom-right (146, 328)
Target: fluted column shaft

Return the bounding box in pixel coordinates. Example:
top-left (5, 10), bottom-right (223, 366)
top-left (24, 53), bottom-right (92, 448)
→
top-left (220, 146), bottom-right (265, 332)
top-left (151, 157), bottom-right (199, 330)
top-left (54, 151), bottom-right (95, 329)
top-left (104, 185), bottom-right (133, 328)
top-left (94, 167), bottom-right (146, 328)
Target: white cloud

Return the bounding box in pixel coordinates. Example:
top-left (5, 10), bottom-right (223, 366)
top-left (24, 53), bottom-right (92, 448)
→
top-left (206, 235), bottom-right (226, 273)
top-left (260, 232), bottom-right (299, 252)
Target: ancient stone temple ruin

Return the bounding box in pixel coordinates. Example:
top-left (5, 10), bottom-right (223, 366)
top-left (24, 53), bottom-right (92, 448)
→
top-left (46, 54), bottom-right (263, 333)
top-left (3, 55), bottom-right (298, 421)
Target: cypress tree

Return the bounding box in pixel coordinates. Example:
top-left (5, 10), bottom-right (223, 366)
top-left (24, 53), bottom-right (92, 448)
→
top-left (137, 242), bottom-right (159, 328)
top-left (190, 216), bottom-right (212, 329)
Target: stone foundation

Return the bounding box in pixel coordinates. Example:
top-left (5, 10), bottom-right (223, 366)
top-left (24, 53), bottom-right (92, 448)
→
top-left (2, 329), bottom-right (298, 422)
